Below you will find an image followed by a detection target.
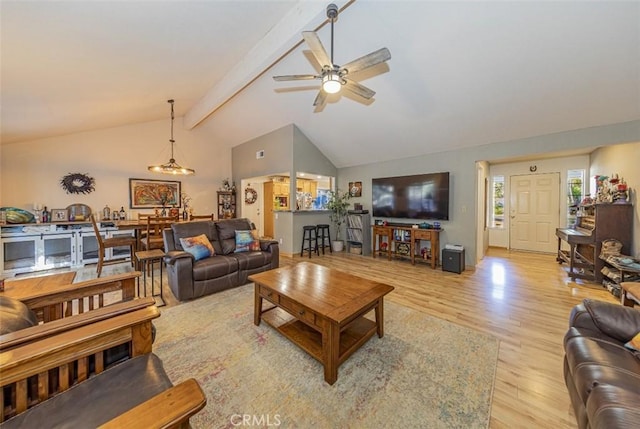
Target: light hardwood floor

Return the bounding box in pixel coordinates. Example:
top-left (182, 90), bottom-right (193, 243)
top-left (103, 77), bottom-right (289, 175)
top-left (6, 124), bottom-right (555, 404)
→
top-left (149, 247), bottom-right (617, 428)
top-left (277, 247), bottom-right (616, 429)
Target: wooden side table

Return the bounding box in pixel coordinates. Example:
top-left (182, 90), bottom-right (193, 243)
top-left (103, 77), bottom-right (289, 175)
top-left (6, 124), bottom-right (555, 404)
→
top-left (135, 249), bottom-right (166, 307)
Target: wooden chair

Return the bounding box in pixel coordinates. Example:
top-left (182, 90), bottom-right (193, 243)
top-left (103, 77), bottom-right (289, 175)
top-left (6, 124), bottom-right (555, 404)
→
top-left (90, 214), bottom-right (137, 277)
top-left (139, 215), bottom-right (178, 251)
top-left (189, 213), bottom-right (215, 221)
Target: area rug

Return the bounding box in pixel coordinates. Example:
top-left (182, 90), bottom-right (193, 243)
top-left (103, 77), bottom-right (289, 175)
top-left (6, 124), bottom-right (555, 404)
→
top-left (153, 284), bottom-right (499, 429)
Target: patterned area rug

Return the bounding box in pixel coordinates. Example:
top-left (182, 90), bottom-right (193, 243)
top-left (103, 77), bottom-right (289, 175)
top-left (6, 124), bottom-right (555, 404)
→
top-left (153, 284), bottom-right (499, 429)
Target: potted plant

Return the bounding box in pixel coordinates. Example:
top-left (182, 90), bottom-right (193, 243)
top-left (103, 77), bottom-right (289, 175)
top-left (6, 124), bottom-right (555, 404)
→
top-left (326, 189), bottom-right (351, 252)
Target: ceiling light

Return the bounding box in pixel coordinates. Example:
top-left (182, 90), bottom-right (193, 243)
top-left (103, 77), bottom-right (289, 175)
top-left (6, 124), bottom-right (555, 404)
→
top-left (148, 99), bottom-right (195, 176)
top-left (322, 72), bottom-right (341, 94)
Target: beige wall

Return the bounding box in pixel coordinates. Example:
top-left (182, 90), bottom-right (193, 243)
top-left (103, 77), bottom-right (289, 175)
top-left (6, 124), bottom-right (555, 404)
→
top-left (590, 141), bottom-right (640, 257)
top-left (0, 117), bottom-right (230, 217)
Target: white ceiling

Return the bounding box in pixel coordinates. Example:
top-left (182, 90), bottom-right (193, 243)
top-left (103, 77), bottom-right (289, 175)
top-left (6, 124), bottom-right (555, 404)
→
top-left (2, 1), bottom-right (639, 168)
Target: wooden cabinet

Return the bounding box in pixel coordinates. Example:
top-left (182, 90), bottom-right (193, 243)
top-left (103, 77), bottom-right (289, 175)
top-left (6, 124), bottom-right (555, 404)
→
top-left (346, 212), bottom-right (370, 255)
top-left (217, 191), bottom-right (236, 219)
top-left (372, 224), bottom-right (441, 269)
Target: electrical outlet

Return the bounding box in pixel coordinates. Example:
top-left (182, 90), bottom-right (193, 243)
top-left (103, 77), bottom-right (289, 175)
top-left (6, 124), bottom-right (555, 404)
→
top-left (279, 238), bottom-right (283, 244)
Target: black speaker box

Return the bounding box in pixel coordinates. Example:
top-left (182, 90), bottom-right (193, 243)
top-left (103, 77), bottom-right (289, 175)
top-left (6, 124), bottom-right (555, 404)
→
top-left (442, 248), bottom-right (465, 274)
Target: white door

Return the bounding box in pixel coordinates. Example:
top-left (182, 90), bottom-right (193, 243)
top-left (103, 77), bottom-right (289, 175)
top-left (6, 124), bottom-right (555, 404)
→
top-left (241, 181), bottom-right (263, 236)
top-left (509, 173), bottom-right (560, 253)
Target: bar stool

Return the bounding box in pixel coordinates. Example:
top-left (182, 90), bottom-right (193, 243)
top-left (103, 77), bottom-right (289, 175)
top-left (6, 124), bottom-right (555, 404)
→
top-left (316, 224), bottom-right (332, 254)
top-left (300, 225), bottom-right (319, 258)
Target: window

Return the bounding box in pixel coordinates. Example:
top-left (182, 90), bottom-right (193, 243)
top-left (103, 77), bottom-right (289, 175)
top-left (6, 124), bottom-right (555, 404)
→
top-left (567, 169), bottom-right (585, 226)
top-left (491, 175), bottom-right (505, 228)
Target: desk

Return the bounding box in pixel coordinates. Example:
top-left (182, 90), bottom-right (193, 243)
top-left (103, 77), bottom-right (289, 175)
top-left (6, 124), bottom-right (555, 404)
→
top-left (371, 225), bottom-right (441, 269)
top-left (135, 249), bottom-right (165, 306)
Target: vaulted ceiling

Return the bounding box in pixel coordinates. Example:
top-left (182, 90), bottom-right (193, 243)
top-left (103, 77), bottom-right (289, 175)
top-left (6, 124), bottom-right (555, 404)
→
top-left (2, 1), bottom-right (638, 167)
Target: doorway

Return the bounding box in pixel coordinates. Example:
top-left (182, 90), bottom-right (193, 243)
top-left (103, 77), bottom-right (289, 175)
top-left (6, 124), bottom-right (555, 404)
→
top-left (509, 173), bottom-right (560, 253)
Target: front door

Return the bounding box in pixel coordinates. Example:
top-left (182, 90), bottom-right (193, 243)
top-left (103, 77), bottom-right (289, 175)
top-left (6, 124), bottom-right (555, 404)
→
top-left (509, 173), bottom-right (560, 253)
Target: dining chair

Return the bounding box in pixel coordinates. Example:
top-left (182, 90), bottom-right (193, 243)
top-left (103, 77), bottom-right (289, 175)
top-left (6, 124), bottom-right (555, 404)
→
top-left (139, 215), bottom-right (178, 251)
top-left (90, 214), bottom-right (136, 277)
top-left (189, 213), bottom-right (215, 221)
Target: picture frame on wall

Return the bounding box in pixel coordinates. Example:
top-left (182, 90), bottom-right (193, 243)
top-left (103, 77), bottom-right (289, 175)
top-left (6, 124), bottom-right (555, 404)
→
top-left (129, 178), bottom-right (181, 209)
top-left (349, 181), bottom-right (362, 197)
top-left (51, 209), bottom-right (68, 222)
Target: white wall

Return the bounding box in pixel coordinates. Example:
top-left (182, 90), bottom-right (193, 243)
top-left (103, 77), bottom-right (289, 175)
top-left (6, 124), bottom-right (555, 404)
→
top-left (589, 141), bottom-right (640, 257)
top-left (0, 118), bottom-right (231, 217)
top-left (488, 154), bottom-right (590, 248)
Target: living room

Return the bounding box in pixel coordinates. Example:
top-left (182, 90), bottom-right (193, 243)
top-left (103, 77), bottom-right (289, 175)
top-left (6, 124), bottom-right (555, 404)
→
top-left (1, 1), bottom-right (639, 428)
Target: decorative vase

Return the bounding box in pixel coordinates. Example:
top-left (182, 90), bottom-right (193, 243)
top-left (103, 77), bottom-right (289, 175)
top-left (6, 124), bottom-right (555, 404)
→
top-left (332, 241), bottom-right (344, 252)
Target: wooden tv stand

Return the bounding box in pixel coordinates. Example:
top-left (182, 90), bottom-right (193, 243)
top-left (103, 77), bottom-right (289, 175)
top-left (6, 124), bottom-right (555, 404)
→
top-left (371, 224), bottom-right (441, 269)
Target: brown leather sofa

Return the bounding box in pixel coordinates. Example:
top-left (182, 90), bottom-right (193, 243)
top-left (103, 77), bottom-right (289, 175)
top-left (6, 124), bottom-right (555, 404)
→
top-left (163, 218), bottom-right (279, 301)
top-left (563, 299), bottom-right (640, 428)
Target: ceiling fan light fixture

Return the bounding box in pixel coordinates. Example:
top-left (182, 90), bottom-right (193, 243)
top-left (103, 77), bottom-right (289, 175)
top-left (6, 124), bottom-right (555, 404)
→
top-left (322, 73), bottom-right (341, 94)
top-left (148, 99), bottom-right (195, 176)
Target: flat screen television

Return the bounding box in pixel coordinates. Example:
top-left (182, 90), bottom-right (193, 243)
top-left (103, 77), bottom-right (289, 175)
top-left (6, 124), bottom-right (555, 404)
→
top-left (372, 172), bottom-right (450, 220)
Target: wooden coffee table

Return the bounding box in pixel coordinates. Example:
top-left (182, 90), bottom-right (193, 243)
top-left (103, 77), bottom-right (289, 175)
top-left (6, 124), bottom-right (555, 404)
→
top-left (250, 262), bottom-right (394, 385)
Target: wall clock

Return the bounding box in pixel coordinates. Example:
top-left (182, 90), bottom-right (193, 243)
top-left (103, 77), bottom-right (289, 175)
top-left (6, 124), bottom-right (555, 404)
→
top-left (245, 188), bottom-right (258, 204)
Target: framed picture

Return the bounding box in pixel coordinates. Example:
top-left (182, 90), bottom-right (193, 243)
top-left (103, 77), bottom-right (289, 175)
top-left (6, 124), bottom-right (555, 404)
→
top-left (349, 181), bottom-right (362, 197)
top-left (51, 209), bottom-right (68, 222)
top-left (129, 178), bottom-right (181, 209)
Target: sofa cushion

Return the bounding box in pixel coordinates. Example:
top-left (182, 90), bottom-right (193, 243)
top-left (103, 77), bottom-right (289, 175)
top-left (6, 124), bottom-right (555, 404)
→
top-left (586, 384), bottom-right (640, 429)
top-left (1, 353), bottom-right (172, 428)
top-left (233, 251), bottom-right (272, 271)
top-left (583, 299), bottom-right (640, 342)
top-left (0, 296), bottom-right (38, 335)
top-left (180, 234), bottom-right (215, 261)
top-left (565, 335), bottom-right (640, 403)
top-left (216, 218), bottom-right (252, 254)
top-left (235, 230), bottom-right (260, 253)
top-left (192, 255), bottom-right (239, 281)
top-left (171, 221), bottom-right (221, 254)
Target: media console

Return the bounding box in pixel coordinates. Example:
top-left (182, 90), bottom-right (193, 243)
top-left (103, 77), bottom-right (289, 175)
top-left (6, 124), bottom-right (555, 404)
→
top-left (371, 224), bottom-right (441, 269)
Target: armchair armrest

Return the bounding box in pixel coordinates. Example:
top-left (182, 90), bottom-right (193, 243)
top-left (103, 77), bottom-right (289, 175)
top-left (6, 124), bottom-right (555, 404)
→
top-left (99, 378), bottom-right (206, 429)
top-left (0, 297), bottom-right (156, 351)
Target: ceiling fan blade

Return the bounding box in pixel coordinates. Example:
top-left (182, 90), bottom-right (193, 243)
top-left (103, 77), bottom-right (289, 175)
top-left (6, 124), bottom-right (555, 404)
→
top-left (303, 31), bottom-right (332, 67)
top-left (313, 90), bottom-right (327, 107)
top-left (343, 79), bottom-right (376, 99)
top-left (273, 74), bottom-right (319, 81)
top-left (341, 47), bottom-right (391, 75)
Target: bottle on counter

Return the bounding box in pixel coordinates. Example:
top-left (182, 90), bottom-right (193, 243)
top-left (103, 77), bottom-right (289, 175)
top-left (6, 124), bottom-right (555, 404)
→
top-left (103, 205), bottom-right (111, 220)
top-left (119, 206), bottom-right (126, 220)
top-left (112, 211), bottom-right (119, 221)
top-left (42, 206), bottom-right (49, 223)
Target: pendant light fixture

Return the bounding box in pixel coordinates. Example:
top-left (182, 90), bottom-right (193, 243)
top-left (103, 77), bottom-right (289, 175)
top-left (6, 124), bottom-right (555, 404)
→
top-left (148, 99), bottom-right (195, 175)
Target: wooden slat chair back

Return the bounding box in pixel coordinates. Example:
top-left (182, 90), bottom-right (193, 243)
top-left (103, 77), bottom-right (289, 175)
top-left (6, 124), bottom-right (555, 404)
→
top-left (189, 213), bottom-right (215, 221)
top-left (139, 215), bottom-right (177, 251)
top-left (90, 214), bottom-right (137, 276)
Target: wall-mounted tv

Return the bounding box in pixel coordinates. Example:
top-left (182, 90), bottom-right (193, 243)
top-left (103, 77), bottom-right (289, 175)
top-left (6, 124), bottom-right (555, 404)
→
top-left (372, 172), bottom-right (450, 220)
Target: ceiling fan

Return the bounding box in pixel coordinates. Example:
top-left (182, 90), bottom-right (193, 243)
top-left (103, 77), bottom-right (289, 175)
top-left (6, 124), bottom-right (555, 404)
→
top-left (273, 3), bottom-right (391, 107)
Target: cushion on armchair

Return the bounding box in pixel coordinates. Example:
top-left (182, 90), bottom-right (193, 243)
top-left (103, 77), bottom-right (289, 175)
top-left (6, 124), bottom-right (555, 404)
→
top-left (0, 296), bottom-right (38, 335)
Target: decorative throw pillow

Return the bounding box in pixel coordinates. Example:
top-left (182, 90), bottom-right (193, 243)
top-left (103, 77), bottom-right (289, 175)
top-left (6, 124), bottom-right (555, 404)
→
top-left (235, 230), bottom-right (260, 253)
top-left (179, 234), bottom-right (215, 261)
top-left (625, 332), bottom-right (640, 352)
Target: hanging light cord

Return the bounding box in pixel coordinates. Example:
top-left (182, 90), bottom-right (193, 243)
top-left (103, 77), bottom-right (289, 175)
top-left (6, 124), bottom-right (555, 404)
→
top-left (168, 99), bottom-right (175, 162)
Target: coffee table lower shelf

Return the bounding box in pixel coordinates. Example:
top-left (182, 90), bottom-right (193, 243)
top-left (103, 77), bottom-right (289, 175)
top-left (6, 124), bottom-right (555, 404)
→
top-left (261, 306), bottom-right (377, 368)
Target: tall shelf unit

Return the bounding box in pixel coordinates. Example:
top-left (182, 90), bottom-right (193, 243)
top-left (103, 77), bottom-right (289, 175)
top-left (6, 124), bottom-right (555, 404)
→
top-left (346, 212), bottom-right (370, 255)
top-left (217, 191), bottom-right (236, 219)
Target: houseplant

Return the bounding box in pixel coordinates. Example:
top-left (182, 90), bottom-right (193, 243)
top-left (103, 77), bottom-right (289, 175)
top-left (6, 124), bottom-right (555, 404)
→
top-left (326, 189), bottom-right (351, 252)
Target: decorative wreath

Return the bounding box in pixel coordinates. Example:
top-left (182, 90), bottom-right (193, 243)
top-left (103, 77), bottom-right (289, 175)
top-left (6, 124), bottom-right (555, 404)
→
top-left (244, 187), bottom-right (258, 204)
top-left (60, 172), bottom-right (95, 195)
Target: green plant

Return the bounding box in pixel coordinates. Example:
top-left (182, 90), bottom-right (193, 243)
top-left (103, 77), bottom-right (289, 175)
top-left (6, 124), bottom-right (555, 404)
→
top-left (326, 189), bottom-right (351, 241)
